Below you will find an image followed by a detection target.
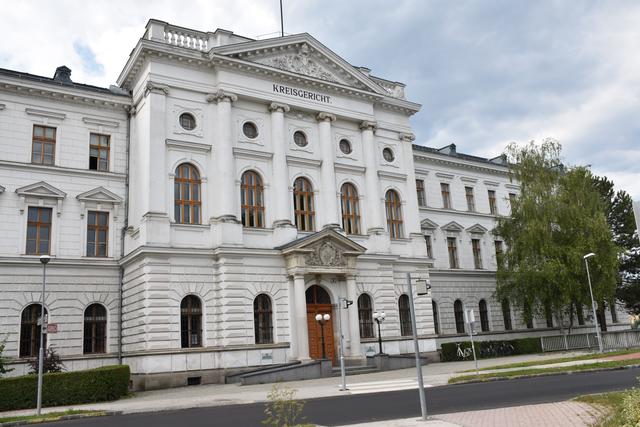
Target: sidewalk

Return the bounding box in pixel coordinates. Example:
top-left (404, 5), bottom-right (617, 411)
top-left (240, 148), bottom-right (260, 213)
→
top-left (0, 351), bottom-right (596, 419)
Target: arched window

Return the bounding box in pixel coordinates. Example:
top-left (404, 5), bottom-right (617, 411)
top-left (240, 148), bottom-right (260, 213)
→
top-left (241, 170), bottom-right (265, 228)
top-left (20, 304), bottom-right (48, 358)
top-left (432, 300), bottom-right (440, 335)
top-left (399, 294), bottom-right (412, 336)
top-left (293, 177), bottom-right (315, 231)
top-left (454, 300), bottom-right (465, 334)
top-left (357, 294), bottom-right (374, 338)
top-left (254, 294), bottom-right (273, 344)
top-left (174, 163), bottom-right (201, 224)
top-left (502, 299), bottom-right (513, 330)
top-left (340, 183), bottom-right (360, 235)
top-left (479, 299), bottom-right (490, 332)
top-left (180, 295), bottom-right (202, 348)
top-left (83, 304), bottom-right (107, 354)
top-left (385, 190), bottom-right (404, 239)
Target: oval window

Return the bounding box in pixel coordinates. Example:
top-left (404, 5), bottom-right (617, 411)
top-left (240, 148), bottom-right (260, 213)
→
top-left (339, 139), bottom-right (352, 155)
top-left (179, 113), bottom-right (196, 131)
top-left (293, 131), bottom-right (308, 147)
top-left (382, 147), bottom-right (395, 162)
top-left (243, 121), bottom-right (259, 139)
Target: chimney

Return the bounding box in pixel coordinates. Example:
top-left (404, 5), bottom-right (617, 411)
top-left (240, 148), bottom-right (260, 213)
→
top-left (53, 66), bottom-right (72, 83)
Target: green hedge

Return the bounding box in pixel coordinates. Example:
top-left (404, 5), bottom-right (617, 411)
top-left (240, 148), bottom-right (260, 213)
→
top-left (0, 365), bottom-right (130, 411)
top-left (440, 338), bottom-right (542, 362)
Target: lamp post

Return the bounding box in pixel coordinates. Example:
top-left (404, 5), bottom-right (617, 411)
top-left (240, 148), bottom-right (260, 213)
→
top-left (373, 311), bottom-right (386, 355)
top-left (36, 255), bottom-right (50, 415)
top-left (315, 313), bottom-right (331, 359)
top-left (583, 253), bottom-right (603, 353)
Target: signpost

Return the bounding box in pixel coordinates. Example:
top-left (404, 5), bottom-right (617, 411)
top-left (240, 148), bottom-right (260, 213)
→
top-left (46, 323), bottom-right (58, 334)
top-left (464, 309), bottom-right (480, 376)
top-left (337, 297), bottom-right (353, 391)
top-left (406, 273), bottom-right (428, 421)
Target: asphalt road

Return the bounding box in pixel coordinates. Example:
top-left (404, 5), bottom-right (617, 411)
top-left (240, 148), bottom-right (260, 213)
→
top-left (42, 367), bottom-right (640, 427)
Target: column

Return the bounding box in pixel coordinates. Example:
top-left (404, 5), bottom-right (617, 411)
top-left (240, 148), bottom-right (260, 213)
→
top-left (346, 275), bottom-right (362, 357)
top-left (317, 112), bottom-right (340, 229)
top-left (293, 274), bottom-right (310, 360)
top-left (269, 102), bottom-right (292, 227)
top-left (400, 132), bottom-right (421, 235)
top-left (361, 121), bottom-right (384, 233)
top-left (288, 277), bottom-right (298, 359)
top-left (207, 90), bottom-right (238, 222)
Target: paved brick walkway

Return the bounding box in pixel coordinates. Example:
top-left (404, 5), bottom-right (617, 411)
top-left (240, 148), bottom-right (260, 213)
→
top-left (435, 401), bottom-right (605, 427)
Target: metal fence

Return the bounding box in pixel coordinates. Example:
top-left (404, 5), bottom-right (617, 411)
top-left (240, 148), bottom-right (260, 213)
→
top-left (541, 329), bottom-right (640, 352)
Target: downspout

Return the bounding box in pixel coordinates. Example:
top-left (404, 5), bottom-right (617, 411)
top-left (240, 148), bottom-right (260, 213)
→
top-left (118, 106), bottom-right (132, 365)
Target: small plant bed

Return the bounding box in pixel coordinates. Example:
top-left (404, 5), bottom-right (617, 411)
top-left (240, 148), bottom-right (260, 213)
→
top-left (576, 389), bottom-right (640, 427)
top-left (459, 349), bottom-right (640, 373)
top-left (448, 359), bottom-right (640, 384)
top-left (0, 410), bottom-right (107, 425)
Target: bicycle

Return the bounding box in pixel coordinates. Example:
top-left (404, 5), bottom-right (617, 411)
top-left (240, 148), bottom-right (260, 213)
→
top-left (456, 342), bottom-right (473, 359)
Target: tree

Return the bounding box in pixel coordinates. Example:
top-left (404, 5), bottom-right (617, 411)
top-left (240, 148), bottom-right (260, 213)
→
top-left (494, 139), bottom-right (620, 330)
top-left (28, 346), bottom-right (65, 374)
top-left (593, 176), bottom-right (640, 316)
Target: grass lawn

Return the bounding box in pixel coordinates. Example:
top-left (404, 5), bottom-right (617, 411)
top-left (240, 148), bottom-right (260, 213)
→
top-left (459, 349), bottom-right (640, 373)
top-left (0, 410), bottom-right (107, 424)
top-left (575, 391), bottom-right (631, 427)
top-left (449, 358), bottom-right (640, 384)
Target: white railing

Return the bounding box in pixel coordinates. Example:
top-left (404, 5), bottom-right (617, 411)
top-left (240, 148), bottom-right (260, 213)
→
top-left (541, 329), bottom-right (640, 352)
top-left (144, 20), bottom-right (210, 52)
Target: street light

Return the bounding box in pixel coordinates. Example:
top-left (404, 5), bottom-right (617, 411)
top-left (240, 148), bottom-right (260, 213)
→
top-left (36, 255), bottom-right (50, 415)
top-left (583, 253), bottom-right (603, 353)
top-left (315, 313), bottom-right (331, 359)
top-left (373, 311), bottom-right (386, 355)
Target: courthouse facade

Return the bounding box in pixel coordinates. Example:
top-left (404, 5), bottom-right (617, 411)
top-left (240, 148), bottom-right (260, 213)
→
top-left (0, 20), bottom-right (625, 388)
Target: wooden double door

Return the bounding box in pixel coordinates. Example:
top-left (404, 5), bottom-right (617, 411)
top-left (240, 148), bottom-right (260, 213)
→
top-left (306, 285), bottom-right (335, 360)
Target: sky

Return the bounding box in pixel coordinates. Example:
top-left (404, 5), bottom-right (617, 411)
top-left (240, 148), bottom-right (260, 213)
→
top-left (1, 0), bottom-right (638, 199)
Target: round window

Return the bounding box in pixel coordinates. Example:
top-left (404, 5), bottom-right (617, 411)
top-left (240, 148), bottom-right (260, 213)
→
top-left (293, 131), bottom-right (308, 147)
top-left (242, 121), bottom-right (259, 139)
top-left (179, 113), bottom-right (196, 131)
top-left (382, 147), bottom-right (395, 162)
top-left (339, 139), bottom-right (352, 155)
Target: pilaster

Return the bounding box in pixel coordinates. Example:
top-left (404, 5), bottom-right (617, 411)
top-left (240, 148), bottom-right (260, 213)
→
top-left (361, 121), bottom-right (384, 234)
top-left (346, 274), bottom-right (362, 357)
top-left (293, 274), bottom-right (310, 360)
top-left (317, 112), bottom-right (340, 230)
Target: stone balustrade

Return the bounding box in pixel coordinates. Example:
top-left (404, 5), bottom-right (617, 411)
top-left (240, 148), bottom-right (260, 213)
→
top-left (145, 20), bottom-right (210, 52)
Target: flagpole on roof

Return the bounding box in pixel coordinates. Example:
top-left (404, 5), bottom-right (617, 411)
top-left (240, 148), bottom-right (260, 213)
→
top-left (280, 0), bottom-right (284, 37)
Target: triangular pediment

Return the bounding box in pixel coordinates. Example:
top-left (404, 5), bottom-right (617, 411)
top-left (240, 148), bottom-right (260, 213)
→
top-left (76, 187), bottom-right (122, 204)
top-left (466, 223), bottom-right (488, 234)
top-left (441, 221), bottom-right (464, 233)
top-left (277, 228), bottom-right (366, 254)
top-left (421, 218), bottom-right (439, 230)
top-left (216, 34), bottom-right (387, 94)
top-left (15, 181), bottom-right (66, 199)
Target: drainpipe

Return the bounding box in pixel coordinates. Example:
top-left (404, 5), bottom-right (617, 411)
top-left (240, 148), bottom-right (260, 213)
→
top-left (118, 106), bottom-right (132, 364)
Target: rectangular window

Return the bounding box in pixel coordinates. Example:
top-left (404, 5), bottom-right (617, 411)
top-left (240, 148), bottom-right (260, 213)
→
top-left (26, 207), bottom-right (52, 255)
top-left (89, 133), bottom-right (110, 171)
top-left (494, 240), bottom-right (503, 259)
top-left (509, 193), bottom-right (517, 211)
top-left (472, 238), bottom-right (483, 269)
top-left (488, 190), bottom-right (498, 215)
top-left (425, 235), bottom-right (433, 258)
top-left (447, 237), bottom-right (459, 269)
top-left (87, 211), bottom-right (109, 257)
top-left (416, 179), bottom-right (426, 207)
top-left (31, 125), bottom-right (56, 165)
top-left (441, 183), bottom-right (451, 209)
top-left (465, 186), bottom-right (475, 212)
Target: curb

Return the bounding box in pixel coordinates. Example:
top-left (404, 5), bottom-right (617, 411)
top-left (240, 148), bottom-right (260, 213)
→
top-left (0, 411), bottom-right (122, 427)
top-left (447, 364), bottom-right (640, 385)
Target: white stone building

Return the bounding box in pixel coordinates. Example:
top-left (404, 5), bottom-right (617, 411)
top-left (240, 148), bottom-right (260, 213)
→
top-left (0, 20), bottom-right (627, 389)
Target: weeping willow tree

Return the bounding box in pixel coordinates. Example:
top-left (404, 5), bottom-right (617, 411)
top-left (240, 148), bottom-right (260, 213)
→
top-left (494, 139), bottom-right (619, 330)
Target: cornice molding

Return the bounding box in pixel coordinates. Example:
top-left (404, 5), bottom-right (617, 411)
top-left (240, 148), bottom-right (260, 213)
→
top-left (82, 116), bottom-right (120, 128)
top-left (166, 138), bottom-right (211, 153)
top-left (334, 163), bottom-right (366, 175)
top-left (25, 108), bottom-right (66, 120)
top-left (286, 155), bottom-right (322, 168)
top-left (0, 159), bottom-right (126, 181)
top-left (377, 170), bottom-right (407, 182)
top-left (233, 147), bottom-right (273, 160)
top-left (414, 152), bottom-right (510, 176)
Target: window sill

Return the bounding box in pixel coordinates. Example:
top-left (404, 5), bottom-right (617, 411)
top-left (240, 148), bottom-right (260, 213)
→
top-left (243, 227), bottom-right (274, 234)
top-left (171, 223), bottom-right (210, 230)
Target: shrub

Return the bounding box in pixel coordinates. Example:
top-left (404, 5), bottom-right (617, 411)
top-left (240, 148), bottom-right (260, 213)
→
top-left (263, 383), bottom-right (306, 427)
top-left (619, 387), bottom-right (640, 426)
top-left (440, 337), bottom-right (542, 362)
top-left (28, 346), bottom-right (65, 374)
top-left (0, 342), bottom-right (14, 377)
top-left (0, 365), bottom-right (130, 411)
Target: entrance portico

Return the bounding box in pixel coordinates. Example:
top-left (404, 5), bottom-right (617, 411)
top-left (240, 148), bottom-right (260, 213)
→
top-left (277, 229), bottom-right (366, 361)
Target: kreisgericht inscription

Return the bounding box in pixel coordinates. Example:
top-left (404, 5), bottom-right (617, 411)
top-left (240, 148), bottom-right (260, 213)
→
top-left (273, 84), bottom-right (331, 103)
